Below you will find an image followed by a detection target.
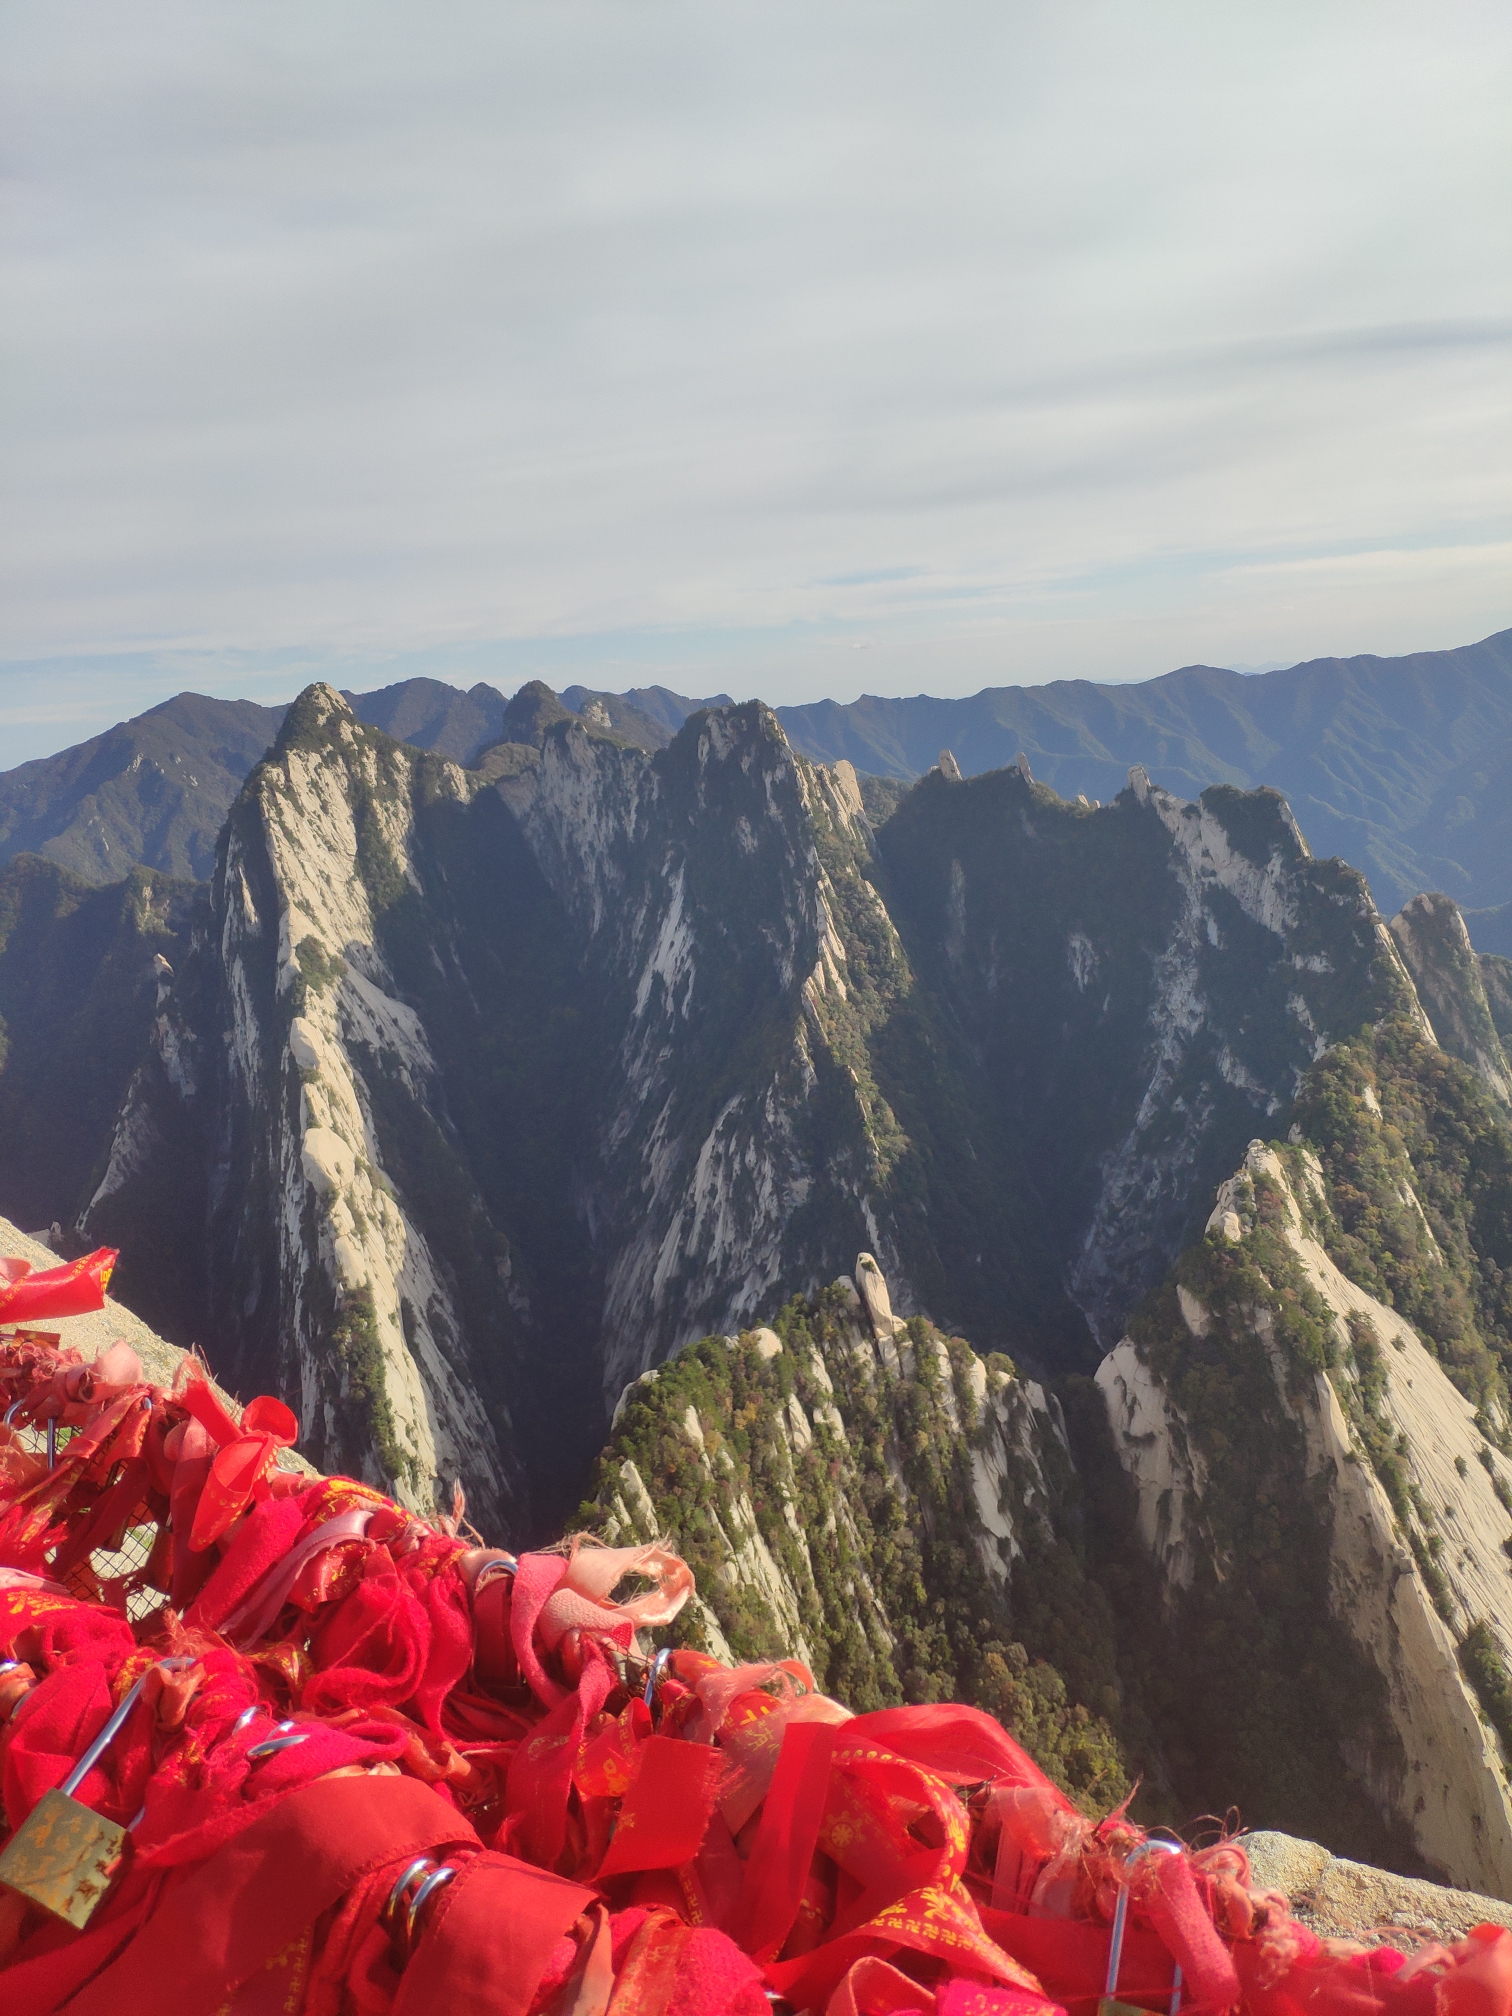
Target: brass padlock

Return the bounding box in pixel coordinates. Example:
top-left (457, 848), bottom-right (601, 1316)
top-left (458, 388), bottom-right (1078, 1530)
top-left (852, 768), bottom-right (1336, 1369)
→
top-left (1098, 1838), bottom-right (1184, 2016)
top-left (0, 1659), bottom-right (181, 1930)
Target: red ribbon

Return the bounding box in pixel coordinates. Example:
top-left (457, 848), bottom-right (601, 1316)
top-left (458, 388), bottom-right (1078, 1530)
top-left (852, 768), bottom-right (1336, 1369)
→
top-left (0, 1249), bottom-right (116, 1324)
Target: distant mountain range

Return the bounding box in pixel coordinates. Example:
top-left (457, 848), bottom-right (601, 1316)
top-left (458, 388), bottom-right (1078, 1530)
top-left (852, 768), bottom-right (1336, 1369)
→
top-left (780, 630), bottom-right (1512, 925)
top-left (3, 627), bottom-right (1510, 924)
top-left (0, 678), bottom-right (729, 888)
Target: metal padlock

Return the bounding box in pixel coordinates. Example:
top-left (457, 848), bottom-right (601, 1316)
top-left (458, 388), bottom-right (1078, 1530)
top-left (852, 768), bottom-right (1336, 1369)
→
top-left (1098, 1837), bottom-right (1184, 2016)
top-left (0, 1659), bottom-right (181, 1930)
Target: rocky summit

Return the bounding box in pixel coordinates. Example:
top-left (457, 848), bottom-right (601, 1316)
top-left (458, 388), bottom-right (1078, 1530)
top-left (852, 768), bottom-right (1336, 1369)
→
top-left (3, 677), bottom-right (1512, 1889)
top-left (14, 686), bottom-right (1415, 1513)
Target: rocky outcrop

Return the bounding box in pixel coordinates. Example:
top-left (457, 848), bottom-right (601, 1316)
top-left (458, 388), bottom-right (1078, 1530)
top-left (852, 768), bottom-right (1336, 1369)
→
top-left (1099, 1133), bottom-right (1512, 1895)
top-left (1096, 1337), bottom-right (1209, 1591)
top-left (82, 687), bottom-right (525, 1530)
top-left (498, 705), bottom-right (915, 1403)
top-left (586, 1255), bottom-right (1129, 1811)
top-left (18, 684), bottom-right (1443, 1550)
top-left (1242, 1830), bottom-right (1512, 1941)
top-left (72, 693), bottom-right (921, 1528)
top-left (1067, 780), bottom-right (1418, 1343)
top-left (1389, 892), bottom-right (1512, 1104)
top-left (0, 857), bottom-right (201, 1266)
top-left (871, 764), bottom-right (1414, 1357)
top-left (591, 1252), bottom-right (1070, 1677)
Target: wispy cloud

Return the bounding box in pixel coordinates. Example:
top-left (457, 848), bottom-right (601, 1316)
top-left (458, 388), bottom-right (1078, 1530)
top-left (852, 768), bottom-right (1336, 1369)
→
top-left (1, 0), bottom-right (1509, 758)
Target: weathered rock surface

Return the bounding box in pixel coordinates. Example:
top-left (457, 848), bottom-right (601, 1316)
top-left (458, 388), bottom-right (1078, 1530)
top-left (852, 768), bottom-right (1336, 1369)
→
top-left (1243, 1831), bottom-right (1512, 1937)
top-left (9, 683), bottom-right (1456, 1561)
top-left (584, 1254), bottom-right (1128, 1810)
top-left (1389, 892), bottom-right (1512, 1104)
top-left (81, 687), bottom-right (525, 1529)
top-left (1100, 1131), bottom-right (1512, 1895)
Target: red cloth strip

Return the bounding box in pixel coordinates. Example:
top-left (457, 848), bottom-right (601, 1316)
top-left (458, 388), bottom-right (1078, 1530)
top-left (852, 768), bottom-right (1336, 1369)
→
top-left (5, 1773), bottom-right (478, 2016)
top-left (0, 1249), bottom-right (116, 1323)
top-left (596, 1733), bottom-right (724, 1879)
top-left (391, 1850), bottom-right (595, 2016)
top-left (1142, 1849), bottom-right (1241, 2013)
top-left (729, 1719), bottom-right (839, 1963)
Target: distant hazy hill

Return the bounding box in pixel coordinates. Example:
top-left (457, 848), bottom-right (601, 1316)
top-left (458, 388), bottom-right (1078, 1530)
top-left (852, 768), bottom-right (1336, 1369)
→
top-left (773, 627), bottom-right (1512, 918)
top-left (0, 693), bottom-right (285, 883)
top-left (560, 683), bottom-right (734, 746)
top-left (337, 676), bottom-right (508, 762)
top-left (1470, 901), bottom-right (1512, 958)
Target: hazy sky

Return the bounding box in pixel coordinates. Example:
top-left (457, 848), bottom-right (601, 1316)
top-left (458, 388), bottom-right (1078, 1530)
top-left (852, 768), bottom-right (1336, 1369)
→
top-left (3, 1), bottom-right (1510, 761)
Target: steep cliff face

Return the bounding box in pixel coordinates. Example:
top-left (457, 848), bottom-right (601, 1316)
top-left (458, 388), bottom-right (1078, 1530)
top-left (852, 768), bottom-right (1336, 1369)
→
top-left (498, 705), bottom-right (905, 1403)
top-left (0, 856), bottom-right (200, 1243)
top-left (864, 767), bottom-right (1413, 1356)
top-left (497, 723), bottom-right (1418, 1385)
top-left (75, 691), bottom-right (908, 1528)
top-left (82, 687), bottom-right (536, 1530)
top-left (24, 684), bottom-right (1441, 1546)
top-left (1485, 955), bottom-right (1512, 1049)
top-left (1097, 1019), bottom-right (1512, 1892)
top-left (584, 1254), bottom-right (1129, 1813)
top-left (1389, 891), bottom-right (1512, 1104)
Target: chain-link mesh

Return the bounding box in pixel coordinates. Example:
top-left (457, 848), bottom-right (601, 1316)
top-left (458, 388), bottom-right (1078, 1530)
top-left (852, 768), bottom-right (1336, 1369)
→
top-left (12, 1419), bottom-right (166, 1622)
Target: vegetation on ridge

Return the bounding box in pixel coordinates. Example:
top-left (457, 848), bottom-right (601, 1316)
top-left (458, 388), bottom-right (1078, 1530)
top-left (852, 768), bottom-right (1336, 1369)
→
top-left (1098, 1001), bottom-right (1512, 1870)
top-left (1292, 1019), bottom-right (1512, 1413)
top-left (581, 1287), bottom-right (1131, 1815)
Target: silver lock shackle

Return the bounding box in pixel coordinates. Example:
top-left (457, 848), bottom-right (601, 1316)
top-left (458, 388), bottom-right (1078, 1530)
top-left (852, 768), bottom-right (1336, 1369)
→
top-left (1, 1398), bottom-right (57, 1466)
top-left (643, 1646), bottom-right (673, 1716)
top-left (1104, 1837), bottom-right (1185, 2016)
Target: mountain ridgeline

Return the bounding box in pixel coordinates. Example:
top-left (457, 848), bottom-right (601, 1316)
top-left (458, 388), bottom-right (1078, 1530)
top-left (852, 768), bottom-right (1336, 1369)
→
top-left (16, 681), bottom-right (1428, 1513)
top-left (5, 673), bottom-right (1512, 1886)
top-left (0, 678), bottom-right (722, 894)
top-left (5, 627), bottom-right (1512, 920)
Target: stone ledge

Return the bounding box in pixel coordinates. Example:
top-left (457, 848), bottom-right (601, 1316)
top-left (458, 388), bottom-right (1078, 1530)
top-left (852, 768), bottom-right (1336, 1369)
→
top-left (1242, 1831), bottom-right (1512, 1941)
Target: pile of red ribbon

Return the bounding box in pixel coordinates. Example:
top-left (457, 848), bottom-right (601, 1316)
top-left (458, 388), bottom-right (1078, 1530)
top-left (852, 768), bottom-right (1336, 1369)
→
top-left (2, 1250), bottom-right (1510, 2016)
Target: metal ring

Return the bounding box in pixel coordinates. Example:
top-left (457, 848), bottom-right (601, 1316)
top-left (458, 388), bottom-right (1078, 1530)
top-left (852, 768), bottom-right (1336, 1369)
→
top-left (1105, 1838), bottom-right (1185, 2009)
top-left (473, 1553), bottom-right (517, 1592)
top-left (0, 1660), bottom-right (20, 1675)
top-left (383, 1856), bottom-right (436, 1929)
top-left (404, 1864), bottom-right (456, 1947)
top-left (643, 1646), bottom-right (673, 1715)
top-left (232, 1704), bottom-right (262, 1735)
top-left (247, 1730), bottom-right (311, 1760)
top-left (2, 1400), bottom-right (20, 1427)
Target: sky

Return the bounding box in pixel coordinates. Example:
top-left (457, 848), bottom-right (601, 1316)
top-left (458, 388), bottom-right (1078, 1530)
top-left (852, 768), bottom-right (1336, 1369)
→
top-left (3, 2), bottom-right (1510, 764)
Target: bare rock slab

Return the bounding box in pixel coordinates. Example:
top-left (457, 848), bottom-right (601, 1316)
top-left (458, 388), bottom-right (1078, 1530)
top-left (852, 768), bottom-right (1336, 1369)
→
top-left (1242, 1831), bottom-right (1512, 1941)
